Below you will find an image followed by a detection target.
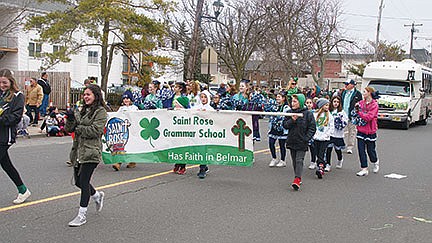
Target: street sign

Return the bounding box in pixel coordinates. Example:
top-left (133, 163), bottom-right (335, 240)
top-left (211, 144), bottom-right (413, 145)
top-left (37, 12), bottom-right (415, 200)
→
top-left (201, 46), bottom-right (218, 75)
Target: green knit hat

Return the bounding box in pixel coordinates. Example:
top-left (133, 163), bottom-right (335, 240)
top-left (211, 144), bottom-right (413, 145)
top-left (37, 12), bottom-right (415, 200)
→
top-left (175, 96), bottom-right (189, 108)
top-left (292, 93), bottom-right (306, 109)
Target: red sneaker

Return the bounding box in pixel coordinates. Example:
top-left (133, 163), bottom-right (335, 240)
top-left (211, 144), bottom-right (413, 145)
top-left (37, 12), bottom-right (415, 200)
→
top-left (177, 167), bottom-right (186, 175)
top-left (173, 164), bottom-right (180, 173)
top-left (292, 177), bottom-right (301, 191)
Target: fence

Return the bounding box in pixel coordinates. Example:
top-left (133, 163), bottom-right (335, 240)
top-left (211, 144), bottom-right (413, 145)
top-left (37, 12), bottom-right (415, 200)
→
top-left (15, 71), bottom-right (70, 109)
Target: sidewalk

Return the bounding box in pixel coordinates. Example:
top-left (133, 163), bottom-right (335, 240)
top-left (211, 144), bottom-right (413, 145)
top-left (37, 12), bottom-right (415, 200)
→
top-left (16, 125), bottom-right (46, 139)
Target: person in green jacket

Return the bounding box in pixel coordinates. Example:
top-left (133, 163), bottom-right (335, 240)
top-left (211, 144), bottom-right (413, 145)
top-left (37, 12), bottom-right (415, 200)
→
top-left (65, 84), bottom-right (108, 227)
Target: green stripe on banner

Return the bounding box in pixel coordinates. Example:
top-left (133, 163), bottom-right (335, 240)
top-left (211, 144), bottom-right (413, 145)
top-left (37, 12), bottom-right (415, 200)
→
top-left (102, 145), bottom-right (254, 167)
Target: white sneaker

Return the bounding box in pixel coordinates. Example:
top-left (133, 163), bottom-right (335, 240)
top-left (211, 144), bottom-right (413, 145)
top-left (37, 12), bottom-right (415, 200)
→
top-left (68, 214), bottom-right (87, 227)
top-left (324, 164), bottom-right (331, 172)
top-left (95, 191), bottom-right (105, 212)
top-left (336, 159), bottom-right (343, 169)
top-left (13, 189), bottom-right (31, 204)
top-left (356, 168), bottom-right (369, 176)
top-left (269, 158), bottom-right (278, 167)
top-left (347, 149), bottom-right (353, 154)
top-left (308, 162), bottom-right (317, 170)
top-left (276, 160), bottom-right (286, 167)
top-left (372, 160), bottom-right (380, 173)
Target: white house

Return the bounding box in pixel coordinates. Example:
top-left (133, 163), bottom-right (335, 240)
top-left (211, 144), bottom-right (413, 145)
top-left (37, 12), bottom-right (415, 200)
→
top-left (0, 0), bottom-right (183, 88)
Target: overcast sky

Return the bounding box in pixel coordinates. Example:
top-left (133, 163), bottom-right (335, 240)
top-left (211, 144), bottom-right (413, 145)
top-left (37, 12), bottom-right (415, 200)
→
top-left (340, 0), bottom-right (432, 52)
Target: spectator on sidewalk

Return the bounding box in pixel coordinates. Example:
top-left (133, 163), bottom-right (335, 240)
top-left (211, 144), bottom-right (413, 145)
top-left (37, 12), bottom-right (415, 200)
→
top-left (341, 79), bottom-right (362, 154)
top-left (37, 72), bottom-right (51, 118)
top-left (17, 106), bottom-right (30, 137)
top-left (25, 77), bottom-right (43, 126)
top-left (0, 68), bottom-right (32, 204)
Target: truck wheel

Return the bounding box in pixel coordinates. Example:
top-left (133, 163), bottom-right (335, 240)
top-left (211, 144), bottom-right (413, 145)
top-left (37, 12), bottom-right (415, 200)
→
top-left (402, 119), bottom-right (410, 130)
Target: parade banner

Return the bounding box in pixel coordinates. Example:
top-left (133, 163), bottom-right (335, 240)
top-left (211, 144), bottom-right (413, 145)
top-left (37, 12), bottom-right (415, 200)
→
top-left (102, 109), bottom-right (254, 166)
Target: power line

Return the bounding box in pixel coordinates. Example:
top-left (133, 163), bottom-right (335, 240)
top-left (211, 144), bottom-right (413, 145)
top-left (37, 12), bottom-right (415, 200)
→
top-left (341, 12), bottom-right (432, 22)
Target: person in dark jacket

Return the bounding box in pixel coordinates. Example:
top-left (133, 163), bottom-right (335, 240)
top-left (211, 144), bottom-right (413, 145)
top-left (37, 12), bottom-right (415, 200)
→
top-left (0, 69), bottom-right (31, 204)
top-left (340, 79), bottom-right (362, 154)
top-left (283, 93), bottom-right (316, 190)
top-left (65, 84), bottom-right (107, 227)
top-left (37, 72), bottom-right (51, 118)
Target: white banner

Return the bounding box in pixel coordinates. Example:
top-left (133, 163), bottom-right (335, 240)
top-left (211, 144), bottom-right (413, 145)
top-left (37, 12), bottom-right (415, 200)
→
top-left (102, 109), bottom-right (254, 166)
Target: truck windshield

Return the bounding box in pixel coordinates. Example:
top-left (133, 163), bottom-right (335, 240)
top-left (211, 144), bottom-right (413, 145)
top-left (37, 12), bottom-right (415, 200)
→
top-left (368, 80), bottom-right (410, 97)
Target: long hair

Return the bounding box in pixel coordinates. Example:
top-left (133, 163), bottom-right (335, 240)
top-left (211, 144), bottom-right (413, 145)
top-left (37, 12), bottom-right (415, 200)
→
top-left (316, 107), bottom-right (330, 127)
top-left (189, 81), bottom-right (200, 96)
top-left (0, 69), bottom-right (19, 102)
top-left (330, 95), bottom-right (342, 112)
top-left (81, 84), bottom-right (108, 117)
top-left (226, 84), bottom-right (236, 96)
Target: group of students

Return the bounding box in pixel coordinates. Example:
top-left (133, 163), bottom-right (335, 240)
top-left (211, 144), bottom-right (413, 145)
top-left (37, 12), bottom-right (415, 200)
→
top-left (0, 68), bottom-right (380, 227)
top-left (267, 79), bottom-right (380, 190)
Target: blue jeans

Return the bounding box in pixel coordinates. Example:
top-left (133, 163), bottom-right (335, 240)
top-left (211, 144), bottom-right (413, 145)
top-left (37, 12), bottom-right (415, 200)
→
top-left (357, 137), bottom-right (378, 168)
top-left (39, 94), bottom-right (49, 117)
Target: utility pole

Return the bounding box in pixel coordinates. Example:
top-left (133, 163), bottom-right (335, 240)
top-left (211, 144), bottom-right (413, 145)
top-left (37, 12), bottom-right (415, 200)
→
top-left (405, 22), bottom-right (423, 59)
top-left (374, 0), bottom-right (384, 61)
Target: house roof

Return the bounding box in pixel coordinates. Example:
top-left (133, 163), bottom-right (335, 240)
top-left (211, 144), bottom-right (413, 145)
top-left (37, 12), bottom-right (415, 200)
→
top-left (410, 49), bottom-right (431, 64)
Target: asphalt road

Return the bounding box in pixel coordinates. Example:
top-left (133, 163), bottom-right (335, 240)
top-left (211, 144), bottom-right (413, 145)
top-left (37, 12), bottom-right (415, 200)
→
top-left (0, 120), bottom-right (431, 243)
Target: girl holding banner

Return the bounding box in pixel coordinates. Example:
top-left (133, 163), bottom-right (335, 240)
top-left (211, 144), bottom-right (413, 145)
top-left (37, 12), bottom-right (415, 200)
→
top-left (192, 90), bottom-right (213, 178)
top-left (112, 90), bottom-right (139, 171)
top-left (171, 81), bottom-right (190, 175)
top-left (268, 91), bottom-right (290, 168)
top-left (282, 94), bottom-right (316, 191)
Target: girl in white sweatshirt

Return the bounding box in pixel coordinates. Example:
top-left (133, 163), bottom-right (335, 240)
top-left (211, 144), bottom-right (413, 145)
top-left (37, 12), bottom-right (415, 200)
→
top-left (313, 98), bottom-right (334, 179)
top-left (326, 96), bottom-right (348, 170)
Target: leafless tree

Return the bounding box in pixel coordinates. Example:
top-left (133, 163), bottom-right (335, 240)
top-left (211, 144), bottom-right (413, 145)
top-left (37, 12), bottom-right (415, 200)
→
top-left (0, 1), bottom-right (30, 37)
top-left (298, 0), bottom-right (349, 87)
top-left (260, 0), bottom-right (309, 80)
top-left (202, 0), bottom-right (270, 85)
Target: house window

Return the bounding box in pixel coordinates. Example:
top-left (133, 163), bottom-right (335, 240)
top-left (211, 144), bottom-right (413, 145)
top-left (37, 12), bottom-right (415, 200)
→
top-left (122, 55), bottom-right (129, 72)
top-left (88, 51), bottom-right (98, 64)
top-left (28, 42), bottom-right (42, 57)
top-left (53, 45), bottom-right (62, 53)
top-left (171, 40), bottom-right (179, 50)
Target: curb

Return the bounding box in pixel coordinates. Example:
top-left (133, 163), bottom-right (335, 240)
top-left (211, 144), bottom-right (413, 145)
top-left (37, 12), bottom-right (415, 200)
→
top-left (16, 133), bottom-right (47, 139)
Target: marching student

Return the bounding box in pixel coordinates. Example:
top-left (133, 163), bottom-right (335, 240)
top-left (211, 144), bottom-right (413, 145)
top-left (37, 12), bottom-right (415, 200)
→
top-left (171, 81), bottom-right (190, 175)
top-left (355, 87), bottom-right (380, 176)
top-left (192, 90), bottom-right (213, 178)
top-left (326, 96), bottom-right (348, 169)
top-left (282, 94), bottom-right (316, 191)
top-left (143, 80), bottom-right (163, 109)
top-left (65, 84), bottom-right (107, 227)
top-left (313, 98), bottom-right (334, 179)
top-left (0, 69), bottom-right (31, 204)
top-left (268, 91), bottom-right (290, 168)
top-left (112, 90), bottom-right (139, 171)
top-left (305, 98), bottom-right (318, 170)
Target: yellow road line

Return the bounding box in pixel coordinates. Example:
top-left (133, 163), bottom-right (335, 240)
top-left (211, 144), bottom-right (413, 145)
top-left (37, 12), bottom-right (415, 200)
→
top-left (0, 148), bottom-right (270, 213)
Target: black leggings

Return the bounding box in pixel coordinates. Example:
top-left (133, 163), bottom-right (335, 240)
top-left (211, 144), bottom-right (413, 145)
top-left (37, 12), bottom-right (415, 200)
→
top-left (0, 145), bottom-right (24, 187)
top-left (74, 163), bottom-right (98, 207)
top-left (268, 137), bottom-right (287, 161)
top-left (326, 147), bottom-right (342, 164)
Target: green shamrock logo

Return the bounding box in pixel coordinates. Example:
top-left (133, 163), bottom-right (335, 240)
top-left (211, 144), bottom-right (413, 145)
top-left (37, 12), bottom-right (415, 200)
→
top-left (140, 117), bottom-right (160, 148)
